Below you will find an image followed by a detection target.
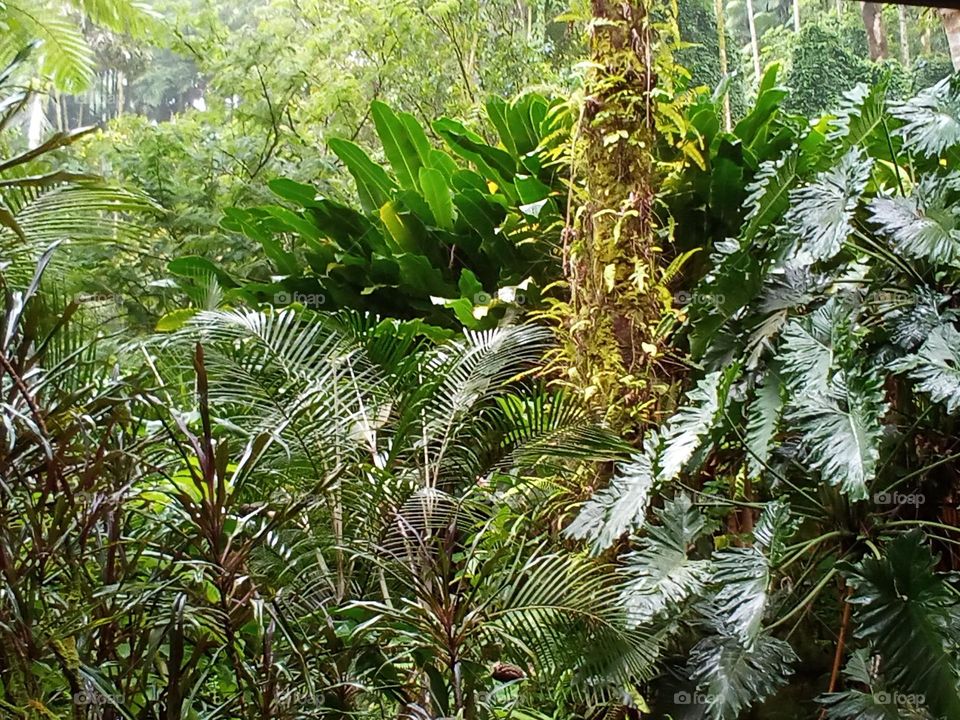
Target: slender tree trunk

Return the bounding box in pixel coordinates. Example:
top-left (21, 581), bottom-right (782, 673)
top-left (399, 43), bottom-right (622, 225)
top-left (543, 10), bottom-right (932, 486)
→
top-left (898, 5), bottom-right (910, 67)
top-left (566, 0), bottom-right (667, 438)
top-left (861, 2), bottom-right (887, 61)
top-left (942, 8), bottom-right (960, 71)
top-left (716, 0), bottom-right (732, 130)
top-left (792, 0), bottom-right (800, 33)
top-left (745, 0), bottom-right (762, 83)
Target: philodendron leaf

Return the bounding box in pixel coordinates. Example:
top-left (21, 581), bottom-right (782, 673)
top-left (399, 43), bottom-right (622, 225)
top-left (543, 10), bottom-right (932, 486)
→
top-left (565, 434), bottom-right (659, 552)
top-left (706, 547), bottom-right (770, 648)
top-left (686, 633), bottom-right (796, 720)
top-left (889, 323), bottom-right (960, 414)
top-left (745, 370), bottom-right (784, 479)
top-left (621, 494), bottom-right (711, 626)
top-left (754, 499), bottom-right (797, 565)
top-left (868, 174), bottom-right (960, 268)
top-left (784, 148), bottom-right (872, 263)
top-left (817, 650), bottom-right (915, 720)
top-left (890, 76), bottom-right (960, 158)
top-left (786, 369), bottom-right (886, 501)
top-left (657, 365), bottom-right (740, 482)
top-left (843, 532), bottom-right (960, 720)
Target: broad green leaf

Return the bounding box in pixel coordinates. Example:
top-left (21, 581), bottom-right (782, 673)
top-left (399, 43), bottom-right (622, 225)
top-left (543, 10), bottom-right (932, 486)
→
top-left (745, 370), bottom-right (784, 479)
top-left (329, 138), bottom-right (397, 213)
top-left (621, 494), bottom-right (710, 626)
top-left (889, 323), bottom-right (960, 414)
top-left (419, 167), bottom-right (455, 230)
top-left (686, 634), bottom-right (796, 720)
top-left (786, 369), bottom-right (886, 500)
top-left (890, 76), bottom-right (960, 158)
top-left (844, 532), bottom-right (960, 720)
top-left (707, 547), bottom-right (770, 647)
top-left (658, 366), bottom-right (739, 482)
top-left (156, 308), bottom-right (198, 332)
top-left (784, 149), bottom-right (872, 263)
top-left (565, 434), bottom-right (660, 552)
top-left (754, 499), bottom-right (797, 565)
top-left (372, 101), bottom-right (426, 190)
top-left (742, 152), bottom-right (800, 241)
top-left (868, 174), bottom-right (960, 267)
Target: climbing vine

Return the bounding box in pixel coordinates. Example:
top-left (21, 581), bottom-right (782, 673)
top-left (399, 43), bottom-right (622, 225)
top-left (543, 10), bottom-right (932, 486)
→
top-left (540, 0), bottom-right (701, 441)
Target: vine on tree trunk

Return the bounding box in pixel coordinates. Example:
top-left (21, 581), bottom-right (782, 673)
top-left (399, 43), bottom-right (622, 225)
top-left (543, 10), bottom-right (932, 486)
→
top-left (548, 0), bottom-right (694, 442)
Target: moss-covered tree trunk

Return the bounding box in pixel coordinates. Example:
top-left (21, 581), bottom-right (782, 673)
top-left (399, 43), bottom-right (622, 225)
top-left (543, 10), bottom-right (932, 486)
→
top-left (566, 0), bottom-right (667, 440)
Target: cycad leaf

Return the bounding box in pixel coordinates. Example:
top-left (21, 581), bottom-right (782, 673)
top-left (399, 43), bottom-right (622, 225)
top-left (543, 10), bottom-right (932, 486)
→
top-left (844, 532), bottom-right (960, 720)
top-left (620, 494), bottom-right (710, 626)
top-left (784, 149), bottom-right (872, 263)
top-left (890, 76), bottom-right (960, 158)
top-left (868, 175), bottom-right (960, 267)
top-left (686, 633), bottom-right (796, 720)
top-left (890, 323), bottom-right (960, 415)
top-left (786, 370), bottom-right (886, 501)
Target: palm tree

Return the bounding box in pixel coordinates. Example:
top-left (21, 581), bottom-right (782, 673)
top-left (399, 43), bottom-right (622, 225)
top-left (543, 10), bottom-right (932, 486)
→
top-left (122, 309), bottom-right (654, 718)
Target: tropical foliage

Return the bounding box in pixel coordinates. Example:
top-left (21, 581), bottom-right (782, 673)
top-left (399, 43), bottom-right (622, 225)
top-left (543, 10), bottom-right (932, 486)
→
top-left (2, 1), bottom-right (960, 719)
top-left (572, 69), bottom-right (960, 719)
top-left (167, 93), bottom-right (570, 330)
